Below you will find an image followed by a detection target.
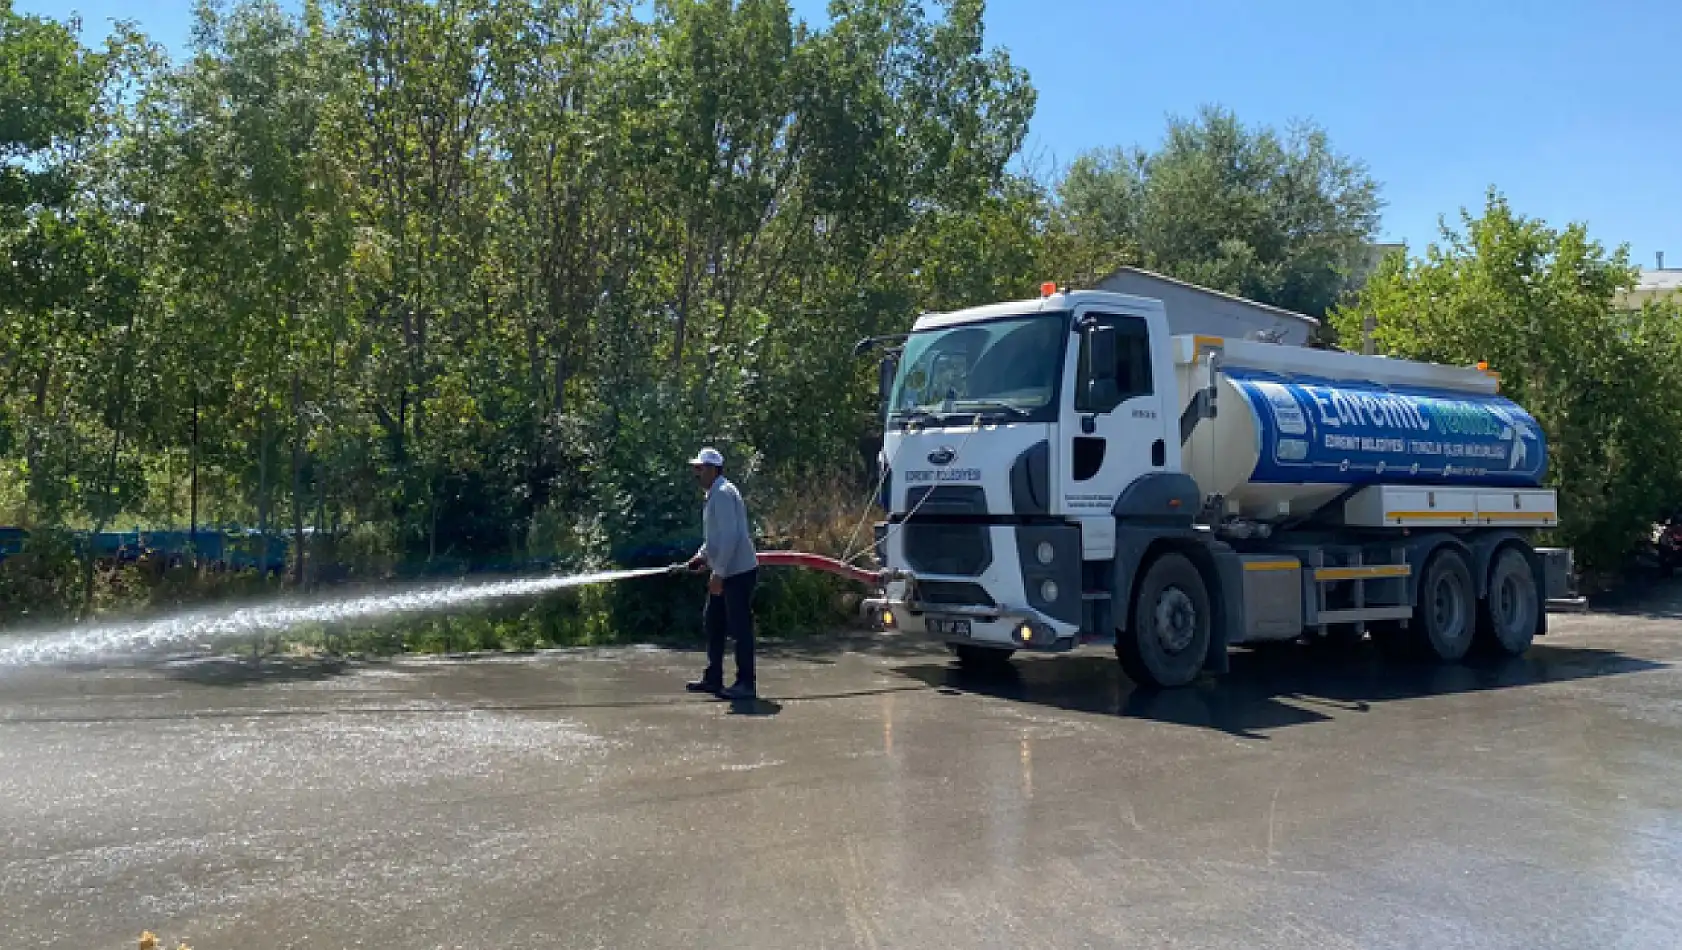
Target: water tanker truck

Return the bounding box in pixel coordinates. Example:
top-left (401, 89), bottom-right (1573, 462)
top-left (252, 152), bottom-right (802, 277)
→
top-left (862, 287), bottom-right (1578, 688)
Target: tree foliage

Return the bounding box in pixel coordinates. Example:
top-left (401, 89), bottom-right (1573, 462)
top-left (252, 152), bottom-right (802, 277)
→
top-left (1050, 105), bottom-right (1382, 317)
top-left (0, 0), bottom-right (1039, 604)
top-left (1332, 191), bottom-right (1682, 573)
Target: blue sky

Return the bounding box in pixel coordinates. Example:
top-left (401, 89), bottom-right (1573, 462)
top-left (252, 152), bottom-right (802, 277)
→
top-left (24, 0), bottom-right (1680, 268)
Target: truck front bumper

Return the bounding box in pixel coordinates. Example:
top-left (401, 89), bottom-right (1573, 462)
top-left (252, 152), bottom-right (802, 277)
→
top-left (867, 518), bottom-right (1084, 652)
top-left (864, 580), bottom-right (1077, 651)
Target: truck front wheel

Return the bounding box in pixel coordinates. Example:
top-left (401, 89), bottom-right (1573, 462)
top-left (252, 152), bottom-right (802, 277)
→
top-left (1116, 553), bottom-right (1211, 689)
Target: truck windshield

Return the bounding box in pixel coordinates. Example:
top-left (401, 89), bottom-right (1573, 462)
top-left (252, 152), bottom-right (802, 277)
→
top-left (889, 314), bottom-right (1065, 424)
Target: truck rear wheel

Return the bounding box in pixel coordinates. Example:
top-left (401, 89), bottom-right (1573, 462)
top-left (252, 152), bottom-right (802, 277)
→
top-left (1477, 547), bottom-right (1539, 656)
top-left (1116, 553), bottom-right (1211, 689)
top-left (1387, 548), bottom-right (1475, 662)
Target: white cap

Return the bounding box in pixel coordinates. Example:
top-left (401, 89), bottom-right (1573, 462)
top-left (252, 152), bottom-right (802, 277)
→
top-left (688, 447), bottom-right (725, 467)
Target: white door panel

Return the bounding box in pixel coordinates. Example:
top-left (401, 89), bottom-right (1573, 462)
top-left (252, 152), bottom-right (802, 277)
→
top-left (1057, 306), bottom-right (1176, 519)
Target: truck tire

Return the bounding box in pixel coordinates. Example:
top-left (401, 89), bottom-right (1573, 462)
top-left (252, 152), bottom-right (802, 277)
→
top-left (1477, 546), bottom-right (1539, 656)
top-left (1116, 553), bottom-right (1211, 689)
top-left (951, 644), bottom-right (1015, 670)
top-left (1404, 548), bottom-right (1476, 662)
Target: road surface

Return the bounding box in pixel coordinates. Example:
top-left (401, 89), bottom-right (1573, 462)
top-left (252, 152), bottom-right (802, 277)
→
top-left (4, 592), bottom-right (1682, 949)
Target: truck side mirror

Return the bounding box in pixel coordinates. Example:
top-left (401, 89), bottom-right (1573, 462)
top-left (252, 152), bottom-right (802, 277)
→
top-left (1085, 324), bottom-right (1120, 409)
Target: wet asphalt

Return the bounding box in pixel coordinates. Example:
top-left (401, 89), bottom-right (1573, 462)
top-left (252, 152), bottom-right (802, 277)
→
top-left (5, 592), bottom-right (1682, 949)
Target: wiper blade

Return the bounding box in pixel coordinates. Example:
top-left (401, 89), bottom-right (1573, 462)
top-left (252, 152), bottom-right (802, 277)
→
top-left (952, 400), bottom-right (1030, 419)
top-left (895, 405), bottom-right (1023, 428)
top-left (893, 409), bottom-right (942, 428)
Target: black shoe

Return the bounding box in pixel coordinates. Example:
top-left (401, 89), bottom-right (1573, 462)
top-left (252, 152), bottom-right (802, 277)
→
top-left (719, 681), bottom-right (758, 702)
top-left (686, 678), bottom-right (724, 695)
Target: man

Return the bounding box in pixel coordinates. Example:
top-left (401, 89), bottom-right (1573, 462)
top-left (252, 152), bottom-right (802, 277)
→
top-left (681, 447), bottom-right (760, 701)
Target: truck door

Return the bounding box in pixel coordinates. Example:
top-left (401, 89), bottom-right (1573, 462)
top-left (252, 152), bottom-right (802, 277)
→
top-left (1058, 308), bottom-right (1176, 542)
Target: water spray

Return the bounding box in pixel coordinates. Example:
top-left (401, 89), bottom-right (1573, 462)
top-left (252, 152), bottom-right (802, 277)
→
top-left (0, 552), bottom-right (889, 668)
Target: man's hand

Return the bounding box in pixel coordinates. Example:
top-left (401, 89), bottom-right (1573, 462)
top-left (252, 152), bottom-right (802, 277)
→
top-left (685, 555), bottom-right (707, 574)
top-left (708, 574), bottom-right (724, 596)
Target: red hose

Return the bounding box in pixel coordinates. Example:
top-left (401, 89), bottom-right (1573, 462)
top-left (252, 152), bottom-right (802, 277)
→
top-left (756, 551), bottom-right (882, 587)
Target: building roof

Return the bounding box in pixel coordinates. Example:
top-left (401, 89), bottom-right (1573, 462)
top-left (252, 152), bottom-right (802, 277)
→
top-left (1638, 269), bottom-right (1682, 293)
top-left (1617, 268), bottom-right (1682, 309)
top-left (1097, 265), bottom-right (1321, 326)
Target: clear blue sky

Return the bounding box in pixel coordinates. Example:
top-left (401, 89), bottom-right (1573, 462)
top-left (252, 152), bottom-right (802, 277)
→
top-left (24, 0), bottom-right (1681, 269)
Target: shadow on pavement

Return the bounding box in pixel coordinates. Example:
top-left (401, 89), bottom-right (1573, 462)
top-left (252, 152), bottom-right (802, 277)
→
top-left (727, 697), bottom-right (784, 717)
top-left (894, 642), bottom-right (1665, 740)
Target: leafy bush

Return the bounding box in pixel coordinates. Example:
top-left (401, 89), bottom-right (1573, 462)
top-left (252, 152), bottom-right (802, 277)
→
top-left (1333, 191), bottom-right (1682, 573)
top-left (336, 522), bottom-right (403, 580)
top-left (0, 530), bottom-right (82, 625)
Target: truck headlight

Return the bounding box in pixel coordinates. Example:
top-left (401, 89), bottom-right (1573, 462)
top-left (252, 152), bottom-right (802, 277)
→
top-left (1036, 541), bottom-right (1055, 565)
top-left (1040, 579), bottom-right (1059, 602)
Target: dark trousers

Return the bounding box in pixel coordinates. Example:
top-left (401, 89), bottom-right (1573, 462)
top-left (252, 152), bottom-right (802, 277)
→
top-left (703, 569), bottom-right (758, 686)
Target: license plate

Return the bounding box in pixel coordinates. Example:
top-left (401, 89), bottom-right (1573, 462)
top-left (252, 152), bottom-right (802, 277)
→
top-left (928, 616), bottom-right (972, 638)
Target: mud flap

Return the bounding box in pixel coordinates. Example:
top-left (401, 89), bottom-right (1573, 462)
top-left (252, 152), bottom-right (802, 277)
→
top-left (1205, 547), bottom-right (1243, 675)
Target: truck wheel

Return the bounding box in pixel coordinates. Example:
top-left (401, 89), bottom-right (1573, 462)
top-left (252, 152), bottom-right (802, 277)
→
top-left (951, 644), bottom-right (1015, 670)
top-left (1116, 553), bottom-right (1211, 689)
top-left (1477, 547), bottom-right (1539, 656)
top-left (1412, 549), bottom-right (1476, 662)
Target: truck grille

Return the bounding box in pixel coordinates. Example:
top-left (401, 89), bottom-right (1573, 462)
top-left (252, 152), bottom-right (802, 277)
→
top-left (903, 523), bottom-right (991, 576)
top-left (915, 580), bottom-right (996, 608)
top-left (900, 487), bottom-right (992, 576)
top-left (905, 486), bottom-right (986, 515)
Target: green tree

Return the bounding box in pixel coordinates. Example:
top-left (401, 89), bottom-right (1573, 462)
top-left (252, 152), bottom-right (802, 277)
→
top-left (0, 0), bottom-right (1043, 627)
top-left (1042, 145), bottom-right (1143, 287)
top-left (0, 0), bottom-right (106, 520)
top-left (1052, 105), bottom-right (1382, 318)
top-left (1332, 191), bottom-right (1682, 573)
top-left (0, 0), bottom-right (101, 207)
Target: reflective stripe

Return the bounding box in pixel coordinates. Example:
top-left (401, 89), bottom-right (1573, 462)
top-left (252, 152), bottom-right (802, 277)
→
top-left (1385, 510), bottom-right (1556, 523)
top-left (1315, 564), bottom-right (1411, 581)
top-left (1243, 560), bottom-right (1299, 572)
